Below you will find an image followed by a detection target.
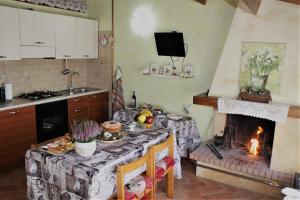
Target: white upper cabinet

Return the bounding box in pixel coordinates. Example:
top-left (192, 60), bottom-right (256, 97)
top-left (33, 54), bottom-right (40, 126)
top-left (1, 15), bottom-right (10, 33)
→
top-left (0, 6), bottom-right (21, 60)
top-left (55, 15), bottom-right (77, 59)
top-left (93, 21), bottom-right (99, 59)
top-left (77, 18), bottom-right (98, 59)
top-left (20, 9), bottom-right (55, 47)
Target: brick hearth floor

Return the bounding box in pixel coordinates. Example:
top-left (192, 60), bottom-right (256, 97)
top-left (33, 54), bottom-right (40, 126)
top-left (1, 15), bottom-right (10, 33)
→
top-left (0, 159), bottom-right (279, 200)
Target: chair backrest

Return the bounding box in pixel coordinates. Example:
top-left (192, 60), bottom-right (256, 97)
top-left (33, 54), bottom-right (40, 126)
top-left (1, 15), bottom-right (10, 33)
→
top-left (151, 134), bottom-right (174, 161)
top-left (116, 151), bottom-right (153, 200)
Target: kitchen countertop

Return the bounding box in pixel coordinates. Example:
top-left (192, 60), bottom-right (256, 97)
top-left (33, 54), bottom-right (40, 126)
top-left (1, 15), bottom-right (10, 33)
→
top-left (0, 88), bottom-right (108, 111)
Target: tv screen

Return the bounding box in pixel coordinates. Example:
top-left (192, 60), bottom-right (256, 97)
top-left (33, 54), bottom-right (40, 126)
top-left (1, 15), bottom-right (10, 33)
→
top-left (154, 32), bottom-right (186, 57)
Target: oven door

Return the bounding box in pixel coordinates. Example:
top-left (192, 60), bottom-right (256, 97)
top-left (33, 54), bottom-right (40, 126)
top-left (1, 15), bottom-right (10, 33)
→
top-left (36, 100), bottom-right (68, 143)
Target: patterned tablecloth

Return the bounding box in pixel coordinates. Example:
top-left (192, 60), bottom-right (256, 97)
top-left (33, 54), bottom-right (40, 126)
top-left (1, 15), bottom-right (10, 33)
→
top-left (25, 128), bottom-right (180, 200)
top-left (113, 109), bottom-right (201, 158)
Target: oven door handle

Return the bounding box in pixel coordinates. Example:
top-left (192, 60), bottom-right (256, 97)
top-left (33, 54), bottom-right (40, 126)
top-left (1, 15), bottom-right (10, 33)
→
top-left (43, 122), bottom-right (55, 129)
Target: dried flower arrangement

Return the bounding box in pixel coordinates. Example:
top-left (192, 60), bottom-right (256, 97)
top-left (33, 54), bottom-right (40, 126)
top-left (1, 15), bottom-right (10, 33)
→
top-left (71, 119), bottom-right (100, 143)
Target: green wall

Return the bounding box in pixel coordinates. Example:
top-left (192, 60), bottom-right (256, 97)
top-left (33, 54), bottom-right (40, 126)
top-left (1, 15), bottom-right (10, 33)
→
top-left (0, 0), bottom-right (87, 17)
top-left (87, 0), bottom-right (112, 31)
top-left (114, 0), bottom-right (235, 139)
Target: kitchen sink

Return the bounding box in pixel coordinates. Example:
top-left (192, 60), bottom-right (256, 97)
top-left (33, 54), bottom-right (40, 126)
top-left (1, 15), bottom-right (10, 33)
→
top-left (58, 87), bottom-right (100, 96)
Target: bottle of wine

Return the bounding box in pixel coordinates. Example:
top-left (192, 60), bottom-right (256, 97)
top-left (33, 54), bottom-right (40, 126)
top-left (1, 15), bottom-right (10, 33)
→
top-left (132, 91), bottom-right (136, 108)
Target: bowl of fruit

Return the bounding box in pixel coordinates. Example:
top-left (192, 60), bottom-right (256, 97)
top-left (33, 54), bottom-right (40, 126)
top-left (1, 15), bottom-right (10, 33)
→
top-left (135, 108), bottom-right (154, 129)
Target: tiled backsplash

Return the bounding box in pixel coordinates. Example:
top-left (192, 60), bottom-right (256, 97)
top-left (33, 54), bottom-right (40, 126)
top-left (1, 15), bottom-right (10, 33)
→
top-left (0, 59), bottom-right (88, 96)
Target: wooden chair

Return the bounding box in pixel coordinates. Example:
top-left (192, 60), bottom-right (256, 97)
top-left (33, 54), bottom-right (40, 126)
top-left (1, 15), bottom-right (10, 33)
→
top-left (116, 151), bottom-right (154, 200)
top-left (150, 134), bottom-right (175, 198)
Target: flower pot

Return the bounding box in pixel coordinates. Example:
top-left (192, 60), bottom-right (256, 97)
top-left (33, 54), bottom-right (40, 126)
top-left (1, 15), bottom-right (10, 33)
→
top-left (75, 140), bottom-right (96, 157)
top-left (250, 74), bottom-right (269, 91)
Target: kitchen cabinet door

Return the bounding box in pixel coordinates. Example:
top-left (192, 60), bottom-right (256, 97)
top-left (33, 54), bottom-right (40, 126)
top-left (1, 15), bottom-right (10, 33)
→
top-left (88, 92), bottom-right (109, 123)
top-left (68, 96), bottom-right (89, 128)
top-left (20, 9), bottom-right (55, 47)
top-left (55, 15), bottom-right (77, 59)
top-left (0, 106), bottom-right (37, 172)
top-left (0, 6), bottom-right (21, 60)
top-left (93, 21), bottom-right (99, 58)
top-left (76, 18), bottom-right (97, 59)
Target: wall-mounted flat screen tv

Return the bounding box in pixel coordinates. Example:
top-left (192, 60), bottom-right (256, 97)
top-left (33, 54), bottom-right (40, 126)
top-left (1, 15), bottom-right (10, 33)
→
top-left (154, 32), bottom-right (186, 57)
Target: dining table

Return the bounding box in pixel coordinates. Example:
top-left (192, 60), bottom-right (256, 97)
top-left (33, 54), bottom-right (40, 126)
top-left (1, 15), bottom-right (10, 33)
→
top-left (25, 127), bottom-right (180, 200)
top-left (113, 109), bottom-right (201, 158)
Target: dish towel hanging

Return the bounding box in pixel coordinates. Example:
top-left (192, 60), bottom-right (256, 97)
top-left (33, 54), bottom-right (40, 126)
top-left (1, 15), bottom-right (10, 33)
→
top-left (112, 66), bottom-right (125, 113)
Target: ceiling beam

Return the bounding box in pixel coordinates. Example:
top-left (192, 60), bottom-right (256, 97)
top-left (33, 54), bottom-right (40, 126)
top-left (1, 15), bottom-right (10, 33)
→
top-left (239, 0), bottom-right (261, 15)
top-left (278, 0), bottom-right (300, 5)
top-left (195, 0), bottom-right (207, 5)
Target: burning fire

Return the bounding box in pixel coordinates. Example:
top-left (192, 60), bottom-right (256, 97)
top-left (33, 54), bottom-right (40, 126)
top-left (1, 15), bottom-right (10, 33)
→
top-left (249, 126), bottom-right (264, 155)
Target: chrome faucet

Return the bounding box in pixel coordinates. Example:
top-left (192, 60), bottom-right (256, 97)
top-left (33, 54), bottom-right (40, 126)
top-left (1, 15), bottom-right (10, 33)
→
top-left (69, 71), bottom-right (80, 94)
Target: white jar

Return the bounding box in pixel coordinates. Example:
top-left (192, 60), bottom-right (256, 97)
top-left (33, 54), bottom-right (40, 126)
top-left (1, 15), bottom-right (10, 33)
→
top-left (75, 140), bottom-right (96, 157)
top-left (4, 83), bottom-right (12, 100)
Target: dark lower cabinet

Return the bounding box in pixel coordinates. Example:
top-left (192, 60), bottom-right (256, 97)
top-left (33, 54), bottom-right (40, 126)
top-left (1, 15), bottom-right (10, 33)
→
top-left (88, 92), bottom-right (109, 123)
top-left (0, 92), bottom-right (109, 172)
top-left (68, 91), bottom-right (109, 130)
top-left (68, 95), bottom-right (89, 126)
top-left (0, 106), bottom-right (37, 172)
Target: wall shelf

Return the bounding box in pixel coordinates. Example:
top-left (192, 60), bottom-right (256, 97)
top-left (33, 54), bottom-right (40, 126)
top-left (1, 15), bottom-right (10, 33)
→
top-left (141, 74), bottom-right (195, 80)
top-left (193, 94), bottom-right (300, 118)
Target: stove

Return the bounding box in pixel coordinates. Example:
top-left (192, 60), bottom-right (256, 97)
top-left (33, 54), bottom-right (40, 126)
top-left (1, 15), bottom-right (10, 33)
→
top-left (18, 91), bottom-right (61, 101)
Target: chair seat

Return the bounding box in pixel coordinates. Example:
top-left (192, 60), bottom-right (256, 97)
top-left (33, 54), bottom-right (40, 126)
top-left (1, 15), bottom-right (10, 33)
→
top-left (155, 156), bottom-right (175, 182)
top-left (125, 175), bottom-right (154, 200)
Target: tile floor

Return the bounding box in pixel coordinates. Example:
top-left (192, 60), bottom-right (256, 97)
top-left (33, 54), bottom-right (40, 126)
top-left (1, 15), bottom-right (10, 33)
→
top-left (0, 159), bottom-right (280, 200)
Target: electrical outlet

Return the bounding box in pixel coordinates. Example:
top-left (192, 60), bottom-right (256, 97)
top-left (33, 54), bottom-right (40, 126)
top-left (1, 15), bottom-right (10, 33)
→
top-left (101, 56), bottom-right (107, 64)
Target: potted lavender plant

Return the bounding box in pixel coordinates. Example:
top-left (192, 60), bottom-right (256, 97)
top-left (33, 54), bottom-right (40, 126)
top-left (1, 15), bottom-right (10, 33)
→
top-left (71, 119), bottom-right (100, 157)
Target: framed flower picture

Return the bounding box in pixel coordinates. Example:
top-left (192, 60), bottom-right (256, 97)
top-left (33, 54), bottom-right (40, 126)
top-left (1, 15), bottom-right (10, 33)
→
top-left (239, 42), bottom-right (286, 94)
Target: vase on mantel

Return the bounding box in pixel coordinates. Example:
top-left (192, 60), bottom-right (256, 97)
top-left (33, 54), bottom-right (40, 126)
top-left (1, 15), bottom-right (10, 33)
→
top-left (250, 74), bottom-right (269, 92)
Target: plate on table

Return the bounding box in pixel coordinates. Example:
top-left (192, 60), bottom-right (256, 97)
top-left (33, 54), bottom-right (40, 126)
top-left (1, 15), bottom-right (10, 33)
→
top-left (38, 135), bottom-right (74, 156)
top-left (125, 106), bottom-right (136, 110)
top-left (97, 131), bottom-right (127, 143)
top-left (167, 113), bottom-right (184, 121)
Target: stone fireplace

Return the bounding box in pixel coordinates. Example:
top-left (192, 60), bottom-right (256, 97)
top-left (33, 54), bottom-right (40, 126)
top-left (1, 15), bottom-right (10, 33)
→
top-left (191, 95), bottom-right (298, 197)
top-left (191, 110), bottom-right (294, 186)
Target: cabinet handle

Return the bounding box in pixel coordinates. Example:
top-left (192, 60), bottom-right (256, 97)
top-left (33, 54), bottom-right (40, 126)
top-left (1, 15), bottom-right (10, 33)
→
top-left (92, 95), bottom-right (98, 98)
top-left (83, 54), bottom-right (89, 58)
top-left (63, 55), bottom-right (71, 58)
top-left (9, 110), bottom-right (19, 115)
top-left (0, 56), bottom-right (6, 59)
top-left (34, 41), bottom-right (44, 44)
top-left (74, 109), bottom-right (81, 112)
top-left (73, 98), bottom-right (80, 102)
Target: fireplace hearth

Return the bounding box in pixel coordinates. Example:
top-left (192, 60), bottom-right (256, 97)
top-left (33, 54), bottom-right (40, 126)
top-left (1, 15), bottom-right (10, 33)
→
top-left (190, 112), bottom-right (294, 188)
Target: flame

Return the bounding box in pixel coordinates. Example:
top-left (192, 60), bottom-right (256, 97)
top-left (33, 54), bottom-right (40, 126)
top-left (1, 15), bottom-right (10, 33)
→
top-left (257, 126), bottom-right (263, 135)
top-left (249, 126), bottom-right (264, 156)
top-left (250, 138), bottom-right (259, 155)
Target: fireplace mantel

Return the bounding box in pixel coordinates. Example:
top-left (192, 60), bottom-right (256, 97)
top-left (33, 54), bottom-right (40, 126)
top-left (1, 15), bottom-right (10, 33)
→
top-left (193, 94), bottom-right (300, 118)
